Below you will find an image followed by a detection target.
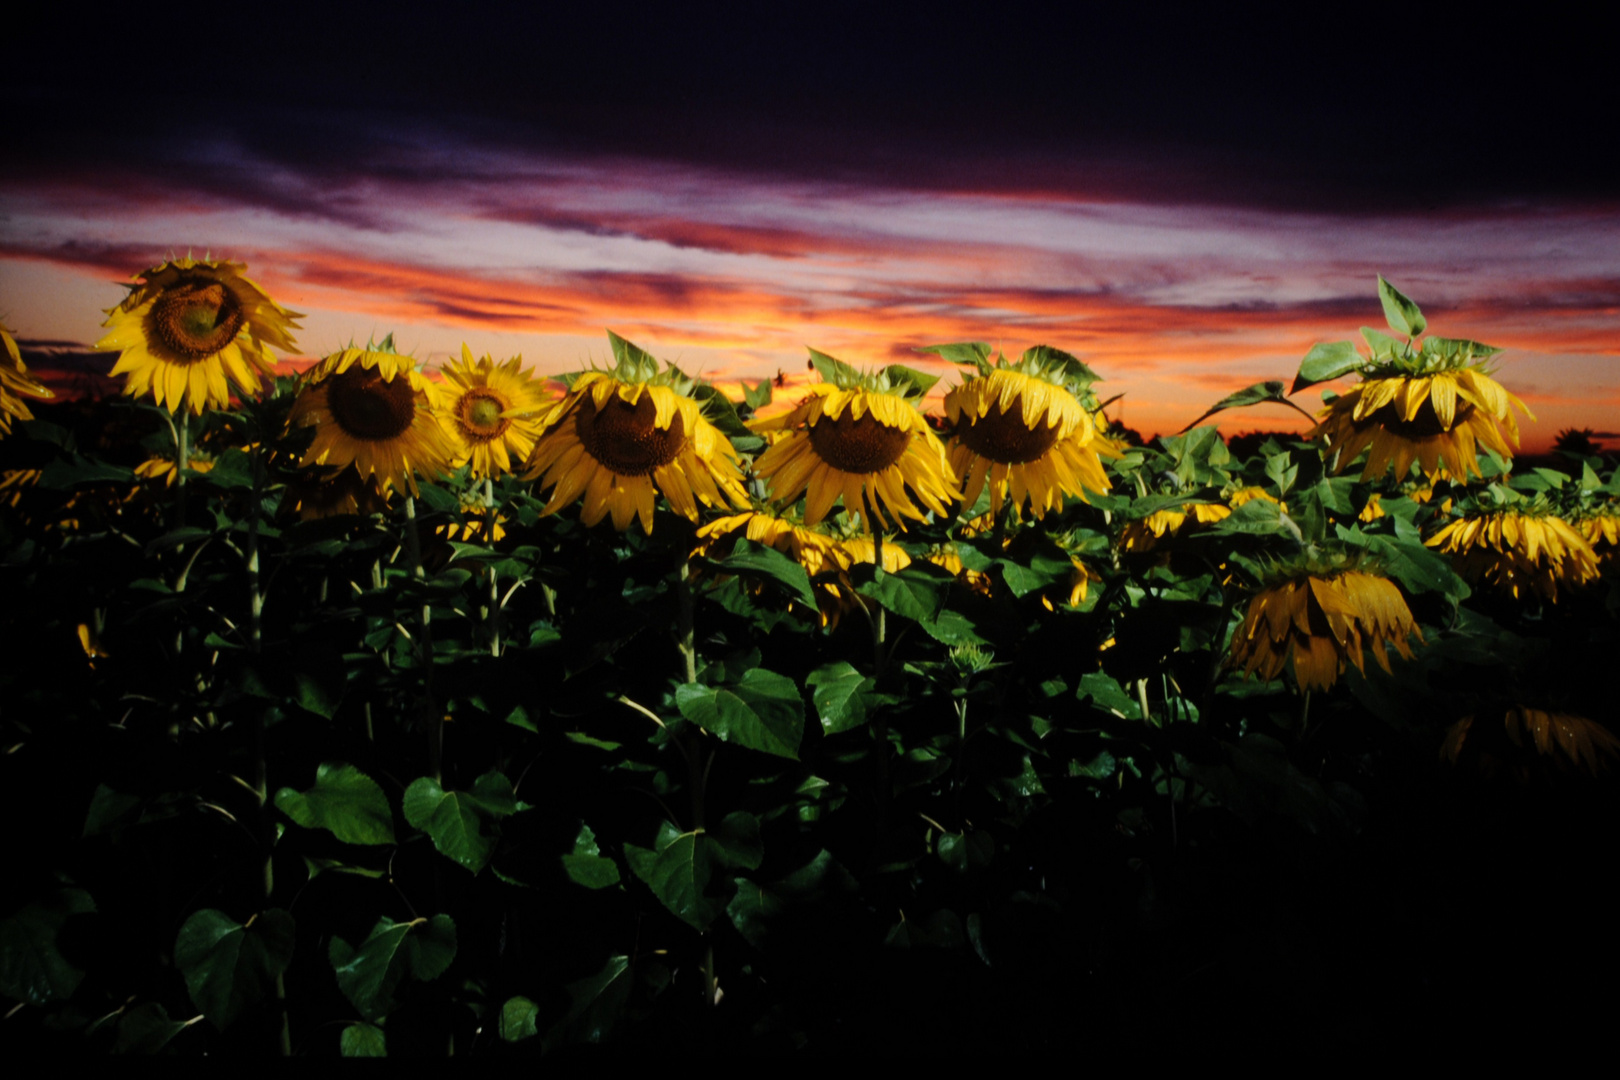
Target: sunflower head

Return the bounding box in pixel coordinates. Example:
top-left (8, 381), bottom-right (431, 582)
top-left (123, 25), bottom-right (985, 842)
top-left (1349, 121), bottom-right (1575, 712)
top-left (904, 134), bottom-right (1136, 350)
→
top-left (1230, 556), bottom-right (1423, 692)
top-left (1443, 707), bottom-right (1620, 779)
top-left (280, 465), bottom-right (388, 521)
top-left (436, 344), bottom-right (556, 479)
top-left (522, 332), bottom-right (746, 532)
top-left (750, 348), bottom-right (959, 531)
top-left (95, 256), bottom-right (302, 415)
top-left (1425, 497), bottom-right (1599, 602)
top-left (1294, 278), bottom-right (1532, 482)
top-left (937, 344), bottom-right (1111, 519)
top-left (1, 320), bottom-right (54, 437)
top-left (287, 344), bottom-right (457, 497)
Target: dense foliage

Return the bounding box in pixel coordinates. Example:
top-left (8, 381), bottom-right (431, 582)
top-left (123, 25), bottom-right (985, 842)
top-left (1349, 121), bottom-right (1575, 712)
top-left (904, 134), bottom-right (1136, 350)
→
top-left (2, 278), bottom-right (1617, 1054)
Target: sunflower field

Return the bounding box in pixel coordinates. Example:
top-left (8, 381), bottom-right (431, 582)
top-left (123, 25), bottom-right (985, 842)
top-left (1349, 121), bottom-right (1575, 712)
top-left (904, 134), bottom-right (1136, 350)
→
top-left (2, 269), bottom-right (1617, 1055)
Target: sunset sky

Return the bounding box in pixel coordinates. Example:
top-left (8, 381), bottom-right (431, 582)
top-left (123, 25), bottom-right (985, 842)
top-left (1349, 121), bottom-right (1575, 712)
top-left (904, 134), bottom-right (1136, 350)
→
top-left (5, 7), bottom-right (1616, 448)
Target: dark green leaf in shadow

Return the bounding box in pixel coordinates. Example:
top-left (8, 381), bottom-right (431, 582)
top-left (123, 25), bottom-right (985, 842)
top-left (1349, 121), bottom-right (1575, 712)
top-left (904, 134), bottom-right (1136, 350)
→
top-left (0, 888), bottom-right (95, 1005)
top-left (274, 763), bottom-right (395, 845)
top-left (340, 1023), bottom-right (386, 1056)
top-left (674, 669), bottom-right (804, 759)
top-left (173, 908), bottom-right (295, 1031)
top-left (562, 824), bottom-right (621, 889)
top-left (112, 1003), bottom-right (200, 1054)
top-left (328, 914), bottom-right (457, 1022)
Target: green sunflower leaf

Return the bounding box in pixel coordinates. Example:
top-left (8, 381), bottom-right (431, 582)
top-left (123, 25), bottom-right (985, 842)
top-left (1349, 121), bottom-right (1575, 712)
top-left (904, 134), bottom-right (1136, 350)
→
top-left (403, 772), bottom-right (529, 873)
top-left (0, 888), bottom-right (96, 1006)
top-left (916, 341), bottom-right (993, 377)
top-left (674, 669), bottom-right (804, 759)
top-left (501, 996), bottom-right (541, 1041)
top-left (1377, 275), bottom-right (1426, 338)
top-left (1291, 340), bottom-right (1363, 394)
top-left (709, 538), bottom-right (818, 608)
top-left (562, 824), bottom-right (621, 889)
top-left (547, 955), bottom-right (632, 1048)
top-left (340, 1023), bottom-right (387, 1057)
top-left (112, 1003), bottom-right (200, 1055)
top-left (328, 914), bottom-right (457, 1022)
top-left (274, 762), bottom-right (395, 846)
top-left (806, 661), bottom-right (872, 734)
top-left (1179, 380), bottom-right (1317, 433)
top-left (173, 908), bottom-right (295, 1031)
top-left (624, 813), bottom-right (761, 931)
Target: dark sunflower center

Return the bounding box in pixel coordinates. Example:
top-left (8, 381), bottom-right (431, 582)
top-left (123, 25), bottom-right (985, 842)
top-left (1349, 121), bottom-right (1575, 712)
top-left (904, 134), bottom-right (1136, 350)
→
top-left (575, 393), bottom-right (687, 476)
top-left (150, 279), bottom-right (247, 361)
top-left (1369, 399), bottom-right (1477, 438)
top-left (807, 410), bottom-right (911, 474)
top-left (325, 368), bottom-right (418, 441)
top-left (956, 396), bottom-right (1061, 464)
top-left (459, 388), bottom-right (510, 441)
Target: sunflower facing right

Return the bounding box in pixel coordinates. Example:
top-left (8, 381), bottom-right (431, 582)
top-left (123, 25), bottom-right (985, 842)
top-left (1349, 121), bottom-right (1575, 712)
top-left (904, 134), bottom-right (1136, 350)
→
top-left (1295, 277), bottom-right (1531, 481)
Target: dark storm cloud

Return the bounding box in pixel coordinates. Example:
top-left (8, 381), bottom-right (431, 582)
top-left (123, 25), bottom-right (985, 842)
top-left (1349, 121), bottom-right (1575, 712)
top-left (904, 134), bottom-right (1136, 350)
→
top-left (9, 7), bottom-right (1615, 211)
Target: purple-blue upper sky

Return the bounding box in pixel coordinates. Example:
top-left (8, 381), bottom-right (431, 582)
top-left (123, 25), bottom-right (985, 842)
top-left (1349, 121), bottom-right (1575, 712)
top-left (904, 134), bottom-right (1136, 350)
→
top-left (5, 5), bottom-right (1616, 445)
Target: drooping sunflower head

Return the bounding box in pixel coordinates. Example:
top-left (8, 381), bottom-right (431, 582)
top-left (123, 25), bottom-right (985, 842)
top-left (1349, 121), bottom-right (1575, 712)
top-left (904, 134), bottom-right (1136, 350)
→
top-left (95, 256), bottom-right (302, 415)
top-left (287, 345), bottom-right (457, 497)
top-left (1117, 501), bottom-right (1231, 553)
top-left (1230, 556), bottom-right (1423, 692)
top-left (750, 348), bottom-right (959, 531)
top-left (1, 319), bottom-right (53, 437)
top-left (280, 465), bottom-right (388, 521)
top-left (1443, 707), bottom-right (1620, 779)
top-left (940, 344), bottom-right (1112, 519)
top-left (1295, 278), bottom-right (1531, 482)
top-left (522, 332), bottom-right (747, 533)
top-left (435, 344), bottom-right (555, 479)
top-left (694, 508), bottom-right (848, 579)
top-left (1425, 497), bottom-right (1599, 602)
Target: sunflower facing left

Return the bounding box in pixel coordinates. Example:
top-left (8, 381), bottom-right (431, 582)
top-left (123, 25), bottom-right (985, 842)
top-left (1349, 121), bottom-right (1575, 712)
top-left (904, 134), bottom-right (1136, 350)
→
top-left (288, 346), bottom-right (458, 497)
top-left (96, 256), bottom-right (302, 415)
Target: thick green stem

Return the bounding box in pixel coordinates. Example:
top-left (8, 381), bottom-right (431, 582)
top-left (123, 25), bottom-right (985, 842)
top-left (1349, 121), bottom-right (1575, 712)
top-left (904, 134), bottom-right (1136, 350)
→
top-left (245, 447), bottom-right (289, 1056)
top-left (173, 411), bottom-right (189, 529)
top-left (1137, 678), bottom-right (1153, 727)
top-left (677, 554), bottom-right (698, 685)
top-left (484, 478), bottom-right (501, 657)
top-left (405, 497), bottom-right (441, 782)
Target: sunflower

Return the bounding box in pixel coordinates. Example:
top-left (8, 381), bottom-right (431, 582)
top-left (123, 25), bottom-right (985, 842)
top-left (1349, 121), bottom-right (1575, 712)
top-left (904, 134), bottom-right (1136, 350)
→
top-left (438, 489), bottom-right (508, 543)
top-left (1312, 369), bottom-right (1531, 481)
top-left (924, 543), bottom-right (993, 598)
top-left (435, 345), bottom-right (554, 478)
top-left (1230, 568), bottom-right (1423, 692)
top-left (1228, 486), bottom-right (1285, 513)
top-left (280, 465), bottom-right (387, 521)
top-left (943, 356), bottom-right (1111, 519)
top-left (1425, 509), bottom-right (1598, 602)
top-left (1443, 708), bottom-right (1620, 777)
top-left (750, 355), bottom-right (959, 531)
top-left (1, 320), bottom-right (53, 437)
top-left (95, 257), bottom-right (302, 415)
top-left (135, 453), bottom-right (215, 487)
top-left (694, 509), bottom-right (847, 579)
top-left (1576, 512), bottom-right (1620, 567)
top-left (288, 347), bottom-right (457, 497)
top-left (522, 336), bottom-right (747, 532)
top-left (1118, 503), bottom-right (1230, 553)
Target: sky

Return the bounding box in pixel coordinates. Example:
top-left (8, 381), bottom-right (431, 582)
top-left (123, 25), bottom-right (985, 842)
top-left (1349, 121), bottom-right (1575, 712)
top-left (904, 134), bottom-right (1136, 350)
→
top-left (4, 6), bottom-right (1617, 449)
